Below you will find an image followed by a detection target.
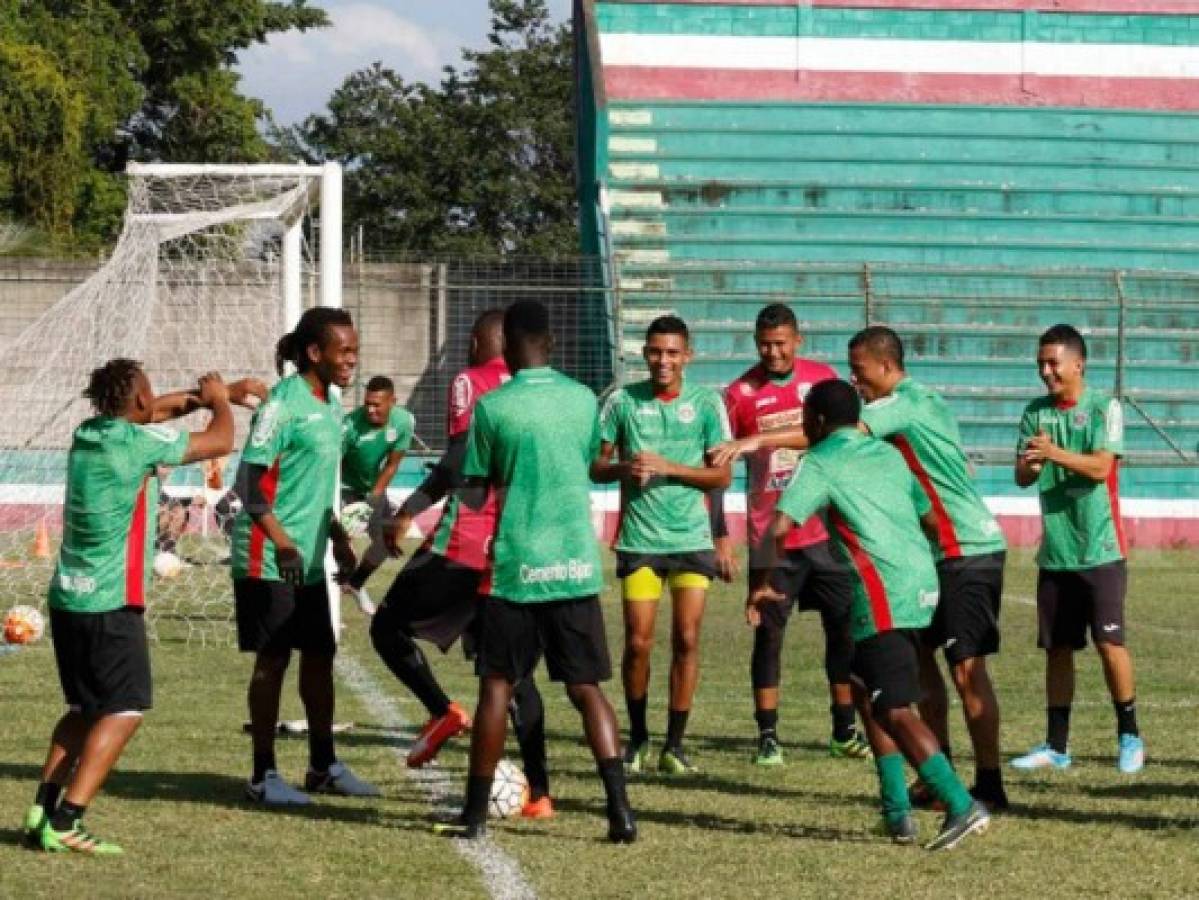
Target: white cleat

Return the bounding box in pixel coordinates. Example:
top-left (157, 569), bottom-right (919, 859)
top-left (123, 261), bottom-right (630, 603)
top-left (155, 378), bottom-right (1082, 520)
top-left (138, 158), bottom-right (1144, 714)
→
top-left (347, 586), bottom-right (376, 617)
top-left (305, 762), bottom-right (380, 797)
top-left (246, 770), bottom-right (312, 806)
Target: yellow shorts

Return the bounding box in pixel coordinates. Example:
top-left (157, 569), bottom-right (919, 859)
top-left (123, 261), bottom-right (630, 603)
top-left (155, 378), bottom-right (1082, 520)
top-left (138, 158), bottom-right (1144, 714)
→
top-left (622, 567), bottom-right (711, 602)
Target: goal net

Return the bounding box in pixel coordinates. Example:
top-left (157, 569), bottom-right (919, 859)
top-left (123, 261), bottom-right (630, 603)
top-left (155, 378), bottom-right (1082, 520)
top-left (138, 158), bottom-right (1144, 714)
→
top-left (0, 163), bottom-right (338, 646)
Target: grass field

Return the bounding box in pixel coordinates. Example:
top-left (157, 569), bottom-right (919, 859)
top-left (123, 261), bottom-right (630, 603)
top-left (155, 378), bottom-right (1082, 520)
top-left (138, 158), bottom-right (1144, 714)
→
top-left (1, 548), bottom-right (1196, 898)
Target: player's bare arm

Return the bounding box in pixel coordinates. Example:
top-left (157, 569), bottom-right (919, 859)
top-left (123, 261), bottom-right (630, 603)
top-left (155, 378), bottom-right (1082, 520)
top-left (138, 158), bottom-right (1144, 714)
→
top-left (152, 376), bottom-right (267, 423)
top-left (371, 449), bottom-right (405, 501)
top-left (1023, 430), bottom-right (1115, 482)
top-left (629, 450), bottom-right (731, 491)
top-left (180, 373), bottom-right (234, 464)
top-left (590, 440), bottom-right (631, 483)
top-left (710, 426), bottom-right (808, 468)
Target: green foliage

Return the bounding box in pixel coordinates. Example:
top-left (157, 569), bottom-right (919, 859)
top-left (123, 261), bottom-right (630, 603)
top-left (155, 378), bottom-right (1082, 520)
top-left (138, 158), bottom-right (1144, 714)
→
top-left (296, 0), bottom-right (578, 257)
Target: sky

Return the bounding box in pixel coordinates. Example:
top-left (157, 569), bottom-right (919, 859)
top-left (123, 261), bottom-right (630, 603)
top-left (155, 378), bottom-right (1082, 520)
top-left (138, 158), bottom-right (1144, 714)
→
top-left (237, 0), bottom-right (573, 126)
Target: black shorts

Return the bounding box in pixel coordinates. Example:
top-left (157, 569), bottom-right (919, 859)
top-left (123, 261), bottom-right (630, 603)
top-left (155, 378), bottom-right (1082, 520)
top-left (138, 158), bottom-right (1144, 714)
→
top-left (377, 550), bottom-right (481, 653)
top-left (476, 594), bottom-right (612, 685)
top-left (925, 551), bottom-right (1005, 665)
top-left (851, 629), bottom-right (923, 713)
top-left (234, 578), bottom-right (337, 655)
top-left (1036, 560), bottom-right (1127, 650)
top-left (760, 543), bottom-right (853, 631)
top-left (615, 550), bottom-right (720, 581)
top-left (50, 607), bottom-right (152, 718)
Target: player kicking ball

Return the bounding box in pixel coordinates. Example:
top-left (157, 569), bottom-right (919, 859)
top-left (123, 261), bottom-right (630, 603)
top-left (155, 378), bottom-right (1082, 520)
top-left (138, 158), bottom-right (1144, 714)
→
top-left (751, 380), bottom-right (990, 850)
top-left (435, 301), bottom-right (635, 843)
top-left (340, 374), bottom-right (414, 615)
top-left (232, 307), bottom-right (378, 805)
top-left (592, 315), bottom-right (731, 776)
top-left (27, 361), bottom-right (242, 854)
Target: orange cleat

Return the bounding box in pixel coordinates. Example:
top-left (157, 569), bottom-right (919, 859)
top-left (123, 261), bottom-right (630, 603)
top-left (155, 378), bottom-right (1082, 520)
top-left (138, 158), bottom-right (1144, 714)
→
top-left (520, 795), bottom-right (555, 820)
top-left (406, 702), bottom-right (471, 768)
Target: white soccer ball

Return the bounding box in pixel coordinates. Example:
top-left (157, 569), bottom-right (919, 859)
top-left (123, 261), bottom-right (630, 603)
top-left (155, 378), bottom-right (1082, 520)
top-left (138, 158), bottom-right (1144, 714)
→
top-left (153, 550), bottom-right (184, 579)
top-left (3, 605), bottom-right (45, 645)
top-left (488, 759), bottom-right (529, 819)
top-left (339, 501), bottom-right (373, 539)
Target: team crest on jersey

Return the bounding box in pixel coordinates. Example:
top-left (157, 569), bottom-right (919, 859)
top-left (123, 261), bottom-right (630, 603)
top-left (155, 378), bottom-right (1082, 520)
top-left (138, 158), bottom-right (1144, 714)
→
top-left (251, 401), bottom-right (282, 448)
top-left (1072, 411), bottom-right (1089, 429)
top-left (677, 402), bottom-right (696, 424)
top-left (739, 382), bottom-right (754, 397)
top-left (385, 428), bottom-right (398, 443)
top-left (796, 382), bottom-right (812, 401)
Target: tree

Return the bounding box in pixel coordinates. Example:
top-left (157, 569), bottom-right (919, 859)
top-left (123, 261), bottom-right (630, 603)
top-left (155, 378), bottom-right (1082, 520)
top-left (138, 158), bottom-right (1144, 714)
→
top-left (295, 0), bottom-right (577, 257)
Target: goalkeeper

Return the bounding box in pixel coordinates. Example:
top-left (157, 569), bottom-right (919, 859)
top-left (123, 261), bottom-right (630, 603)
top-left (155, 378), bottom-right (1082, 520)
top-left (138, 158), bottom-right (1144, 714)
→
top-left (340, 375), bottom-right (414, 615)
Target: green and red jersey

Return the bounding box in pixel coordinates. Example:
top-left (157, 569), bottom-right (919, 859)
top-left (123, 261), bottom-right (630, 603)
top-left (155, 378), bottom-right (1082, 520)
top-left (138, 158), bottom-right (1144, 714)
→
top-left (1017, 387), bottom-right (1126, 571)
top-left (861, 377), bottom-right (1006, 562)
top-left (231, 374), bottom-right (343, 585)
top-left (776, 428), bottom-right (939, 641)
top-left (463, 366), bottom-right (604, 602)
top-left (341, 405), bottom-right (414, 496)
top-left (599, 379), bottom-right (731, 554)
top-left (48, 417), bottom-right (189, 614)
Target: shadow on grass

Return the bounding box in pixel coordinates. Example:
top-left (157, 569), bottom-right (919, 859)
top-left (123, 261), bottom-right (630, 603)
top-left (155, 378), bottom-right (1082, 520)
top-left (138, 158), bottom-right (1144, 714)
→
top-left (1081, 781), bottom-right (1199, 802)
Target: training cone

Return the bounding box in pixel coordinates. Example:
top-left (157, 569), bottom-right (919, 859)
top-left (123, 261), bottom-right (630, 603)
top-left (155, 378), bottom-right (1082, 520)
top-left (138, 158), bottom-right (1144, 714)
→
top-left (32, 519), bottom-right (51, 559)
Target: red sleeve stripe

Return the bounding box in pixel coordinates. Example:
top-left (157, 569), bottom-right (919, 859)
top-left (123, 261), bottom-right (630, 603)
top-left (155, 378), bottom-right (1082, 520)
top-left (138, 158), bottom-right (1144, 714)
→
top-left (829, 509), bottom-right (893, 632)
top-left (1106, 460), bottom-right (1128, 557)
top-left (890, 435), bottom-right (962, 559)
top-left (248, 460), bottom-right (281, 579)
top-left (124, 479), bottom-right (149, 608)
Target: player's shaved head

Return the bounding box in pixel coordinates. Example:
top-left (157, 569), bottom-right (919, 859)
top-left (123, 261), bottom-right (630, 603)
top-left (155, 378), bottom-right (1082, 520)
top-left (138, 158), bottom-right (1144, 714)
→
top-left (470, 308), bottom-right (505, 365)
top-left (848, 326), bottom-right (905, 369)
top-left (503, 300), bottom-right (553, 372)
top-left (802, 379), bottom-right (861, 445)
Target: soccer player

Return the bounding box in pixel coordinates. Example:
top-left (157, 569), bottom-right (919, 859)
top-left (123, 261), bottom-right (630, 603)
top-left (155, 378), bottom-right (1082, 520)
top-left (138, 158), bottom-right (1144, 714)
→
top-left (591, 315), bottom-right (730, 775)
top-left (848, 326), bottom-right (1009, 810)
top-left (1012, 324), bottom-right (1145, 774)
top-left (340, 374), bottom-right (414, 615)
top-left (371, 310), bottom-right (552, 818)
top-left (232, 307), bottom-right (378, 805)
top-left (28, 361), bottom-right (236, 854)
top-left (752, 379), bottom-right (991, 851)
top-left (712, 303), bottom-right (868, 766)
top-left (435, 300), bottom-right (635, 843)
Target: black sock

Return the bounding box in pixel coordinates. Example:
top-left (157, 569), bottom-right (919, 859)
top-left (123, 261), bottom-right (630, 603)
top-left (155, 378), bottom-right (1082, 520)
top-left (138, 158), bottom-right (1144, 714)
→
top-left (348, 567), bottom-right (369, 591)
top-left (372, 620), bottom-right (451, 718)
top-left (309, 734), bottom-right (336, 773)
top-left (35, 781), bottom-right (62, 815)
top-left (511, 679), bottom-right (549, 800)
top-left (463, 775), bottom-right (492, 826)
top-left (597, 757), bottom-right (629, 810)
top-left (754, 707), bottom-right (778, 739)
top-left (252, 751), bottom-right (277, 783)
top-left (50, 800), bottom-right (85, 831)
top-left (665, 708), bottom-right (690, 751)
top-left (974, 767), bottom-right (1004, 796)
top-left (1047, 705), bottom-right (1071, 753)
top-left (626, 694), bottom-right (649, 745)
top-left (1114, 697), bottom-right (1139, 737)
top-left (830, 703), bottom-right (855, 742)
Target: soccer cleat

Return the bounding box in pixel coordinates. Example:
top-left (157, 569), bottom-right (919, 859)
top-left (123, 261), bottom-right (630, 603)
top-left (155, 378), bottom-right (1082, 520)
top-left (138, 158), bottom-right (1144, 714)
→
top-left (432, 817), bottom-right (486, 840)
top-left (22, 804), bottom-right (46, 847)
top-left (305, 762), bottom-right (381, 797)
top-left (407, 702), bottom-right (472, 768)
top-left (39, 820), bottom-right (124, 856)
top-left (1117, 734), bottom-right (1145, 774)
top-left (521, 795), bottom-right (555, 819)
top-left (606, 801), bottom-right (638, 844)
top-left (908, 779), bottom-right (946, 812)
top-left (1010, 742), bottom-right (1072, 771)
top-left (346, 586), bottom-right (376, 617)
top-left (829, 730), bottom-right (873, 760)
top-left (658, 746), bottom-right (698, 776)
top-left (925, 800), bottom-right (991, 851)
top-left (623, 739), bottom-right (651, 775)
top-left (246, 770), bottom-right (312, 805)
top-left (753, 733), bottom-right (785, 767)
top-left (883, 814), bottom-right (918, 845)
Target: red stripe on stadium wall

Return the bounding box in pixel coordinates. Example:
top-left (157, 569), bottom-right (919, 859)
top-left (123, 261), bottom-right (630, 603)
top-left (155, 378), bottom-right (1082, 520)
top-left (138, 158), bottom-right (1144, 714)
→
top-left (248, 460), bottom-right (281, 579)
top-left (1106, 460), bottom-right (1128, 556)
top-left (829, 509), bottom-right (893, 632)
top-left (638, 1), bottom-right (1199, 11)
top-left (124, 479), bottom-right (149, 608)
top-left (603, 68), bottom-right (1199, 111)
top-left (890, 435), bottom-right (962, 559)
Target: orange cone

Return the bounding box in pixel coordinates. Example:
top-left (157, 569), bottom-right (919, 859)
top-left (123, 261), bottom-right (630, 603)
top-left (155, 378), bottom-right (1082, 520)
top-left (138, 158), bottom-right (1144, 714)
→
top-left (32, 518), bottom-right (51, 559)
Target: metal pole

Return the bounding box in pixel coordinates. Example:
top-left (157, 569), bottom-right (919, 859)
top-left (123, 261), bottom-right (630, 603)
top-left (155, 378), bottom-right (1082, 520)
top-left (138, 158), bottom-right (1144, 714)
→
top-left (862, 263), bottom-right (874, 325)
top-left (1113, 270), bottom-right (1127, 399)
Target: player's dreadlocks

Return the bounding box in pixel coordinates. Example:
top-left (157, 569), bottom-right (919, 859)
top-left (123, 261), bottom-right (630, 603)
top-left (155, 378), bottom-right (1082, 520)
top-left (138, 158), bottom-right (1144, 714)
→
top-left (275, 306), bottom-right (354, 375)
top-left (83, 358), bottom-right (143, 416)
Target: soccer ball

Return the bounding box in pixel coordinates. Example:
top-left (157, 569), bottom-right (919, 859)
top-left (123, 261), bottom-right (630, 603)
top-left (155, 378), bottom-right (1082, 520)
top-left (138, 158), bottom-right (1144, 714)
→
top-left (339, 501), bottom-right (374, 540)
top-left (3, 605), bottom-right (45, 645)
top-left (153, 550), bottom-right (184, 578)
top-left (488, 759), bottom-right (529, 819)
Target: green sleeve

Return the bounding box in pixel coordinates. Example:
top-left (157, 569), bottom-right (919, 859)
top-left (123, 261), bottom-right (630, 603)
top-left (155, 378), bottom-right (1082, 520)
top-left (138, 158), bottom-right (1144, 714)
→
top-left (598, 390), bottom-right (624, 446)
top-left (392, 409), bottom-right (415, 454)
top-left (776, 456), bottom-right (829, 525)
top-left (701, 389), bottom-right (732, 450)
top-left (1016, 402), bottom-right (1038, 457)
top-left (1092, 396), bottom-right (1124, 456)
top-left (463, 400), bottom-right (494, 480)
top-left (860, 392), bottom-right (911, 439)
top-left (908, 467), bottom-right (933, 518)
top-left (242, 396), bottom-right (291, 467)
top-left (132, 424), bottom-right (189, 469)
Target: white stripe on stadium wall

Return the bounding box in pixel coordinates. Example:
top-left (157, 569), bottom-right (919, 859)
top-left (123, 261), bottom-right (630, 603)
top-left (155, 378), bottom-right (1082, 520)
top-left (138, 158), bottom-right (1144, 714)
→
top-left (599, 33), bottom-right (1199, 79)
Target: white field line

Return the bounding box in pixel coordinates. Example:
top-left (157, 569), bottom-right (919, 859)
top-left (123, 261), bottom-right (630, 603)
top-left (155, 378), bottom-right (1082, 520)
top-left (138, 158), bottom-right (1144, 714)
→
top-left (336, 654), bottom-right (537, 900)
top-left (1008, 594), bottom-right (1195, 638)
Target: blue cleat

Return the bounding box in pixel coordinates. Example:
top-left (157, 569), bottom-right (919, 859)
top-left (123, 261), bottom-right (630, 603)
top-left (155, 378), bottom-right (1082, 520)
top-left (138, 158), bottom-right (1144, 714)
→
top-left (1117, 734), bottom-right (1145, 774)
top-left (1010, 742), bottom-right (1072, 771)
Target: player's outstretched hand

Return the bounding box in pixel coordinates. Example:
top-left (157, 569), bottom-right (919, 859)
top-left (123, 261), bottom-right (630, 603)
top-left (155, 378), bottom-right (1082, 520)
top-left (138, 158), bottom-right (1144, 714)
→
top-left (229, 377), bottom-right (269, 410)
top-left (1023, 429), bottom-right (1056, 465)
top-left (710, 436), bottom-right (759, 468)
top-left (332, 537), bottom-right (357, 584)
top-left (630, 451), bottom-right (671, 486)
top-left (745, 583), bottom-right (785, 627)
top-left (714, 536), bottom-right (740, 583)
top-left (198, 372), bottom-right (229, 408)
top-left (277, 545), bottom-right (305, 586)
